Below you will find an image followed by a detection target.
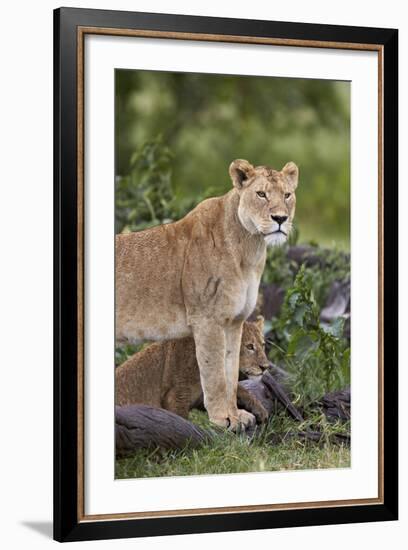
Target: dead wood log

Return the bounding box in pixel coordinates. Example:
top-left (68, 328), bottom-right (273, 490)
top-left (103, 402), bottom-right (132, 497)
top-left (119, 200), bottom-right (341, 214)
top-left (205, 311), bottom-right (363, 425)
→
top-left (320, 279), bottom-right (351, 340)
top-left (115, 405), bottom-right (210, 457)
top-left (267, 430), bottom-right (350, 447)
top-left (318, 387), bottom-right (351, 421)
top-left (287, 245), bottom-right (350, 269)
top-left (239, 370), bottom-right (303, 421)
top-left (241, 371), bottom-right (350, 426)
top-left (287, 245), bottom-right (324, 268)
top-left (258, 282), bottom-right (285, 320)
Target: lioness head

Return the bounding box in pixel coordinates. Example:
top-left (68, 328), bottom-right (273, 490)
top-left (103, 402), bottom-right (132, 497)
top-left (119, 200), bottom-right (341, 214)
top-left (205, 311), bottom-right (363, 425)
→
top-left (229, 159), bottom-right (299, 246)
top-left (239, 316), bottom-right (270, 379)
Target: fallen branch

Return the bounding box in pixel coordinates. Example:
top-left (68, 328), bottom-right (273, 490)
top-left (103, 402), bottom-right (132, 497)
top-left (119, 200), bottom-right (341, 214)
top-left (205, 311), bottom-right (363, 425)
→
top-left (267, 430), bottom-right (350, 447)
top-left (115, 404), bottom-right (210, 456)
top-left (239, 369), bottom-right (303, 421)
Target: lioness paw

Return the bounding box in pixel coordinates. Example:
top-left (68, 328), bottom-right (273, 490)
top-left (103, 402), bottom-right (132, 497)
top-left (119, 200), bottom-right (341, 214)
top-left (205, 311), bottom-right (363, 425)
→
top-left (226, 409), bottom-right (256, 433)
top-left (208, 414), bottom-right (231, 429)
top-left (208, 409), bottom-right (255, 432)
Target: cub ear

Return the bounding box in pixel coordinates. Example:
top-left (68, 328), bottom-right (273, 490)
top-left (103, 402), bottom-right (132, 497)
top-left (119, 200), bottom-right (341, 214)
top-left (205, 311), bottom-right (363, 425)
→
top-left (254, 315), bottom-right (265, 332)
top-left (229, 159), bottom-right (255, 190)
top-left (281, 161), bottom-right (299, 190)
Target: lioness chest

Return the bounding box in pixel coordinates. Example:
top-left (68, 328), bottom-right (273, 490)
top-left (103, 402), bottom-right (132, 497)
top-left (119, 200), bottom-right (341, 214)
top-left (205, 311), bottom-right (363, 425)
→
top-left (231, 271), bottom-right (262, 321)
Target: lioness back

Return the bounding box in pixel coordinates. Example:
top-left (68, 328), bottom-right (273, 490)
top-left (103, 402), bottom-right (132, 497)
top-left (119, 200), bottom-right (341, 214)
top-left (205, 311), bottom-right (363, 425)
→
top-left (115, 195), bottom-right (227, 344)
top-left (116, 223), bottom-right (189, 343)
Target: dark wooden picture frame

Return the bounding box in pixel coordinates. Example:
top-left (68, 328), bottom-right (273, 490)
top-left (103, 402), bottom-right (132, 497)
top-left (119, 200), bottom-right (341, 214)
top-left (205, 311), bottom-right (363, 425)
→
top-left (54, 7), bottom-right (398, 542)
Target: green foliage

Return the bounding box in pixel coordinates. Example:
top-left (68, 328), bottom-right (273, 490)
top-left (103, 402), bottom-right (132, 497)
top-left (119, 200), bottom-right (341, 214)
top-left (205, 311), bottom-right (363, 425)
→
top-left (269, 265), bottom-right (350, 406)
top-left (304, 246), bottom-right (350, 306)
top-left (262, 241), bottom-right (349, 306)
top-left (262, 244), bottom-right (297, 289)
top-left (116, 71), bottom-right (350, 245)
top-left (116, 135), bottom-right (225, 234)
top-left (115, 135), bottom-right (177, 233)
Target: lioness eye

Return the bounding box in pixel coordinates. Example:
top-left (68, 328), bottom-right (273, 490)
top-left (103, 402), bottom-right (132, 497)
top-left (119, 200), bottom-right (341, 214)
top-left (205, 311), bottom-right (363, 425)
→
top-left (256, 191), bottom-right (266, 199)
top-left (246, 344), bottom-right (255, 351)
top-left (284, 192), bottom-right (291, 200)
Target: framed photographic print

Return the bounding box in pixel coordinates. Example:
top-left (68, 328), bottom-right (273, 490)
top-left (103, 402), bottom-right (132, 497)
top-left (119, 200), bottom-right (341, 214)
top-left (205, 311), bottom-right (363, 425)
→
top-left (54, 7), bottom-right (398, 542)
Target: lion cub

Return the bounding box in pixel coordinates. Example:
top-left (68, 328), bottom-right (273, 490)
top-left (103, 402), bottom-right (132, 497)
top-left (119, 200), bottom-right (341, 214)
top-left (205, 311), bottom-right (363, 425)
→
top-left (116, 318), bottom-right (269, 423)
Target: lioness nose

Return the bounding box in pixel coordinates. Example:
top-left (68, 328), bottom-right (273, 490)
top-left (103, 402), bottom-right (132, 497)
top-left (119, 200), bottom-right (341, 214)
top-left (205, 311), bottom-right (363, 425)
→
top-left (271, 215), bottom-right (288, 225)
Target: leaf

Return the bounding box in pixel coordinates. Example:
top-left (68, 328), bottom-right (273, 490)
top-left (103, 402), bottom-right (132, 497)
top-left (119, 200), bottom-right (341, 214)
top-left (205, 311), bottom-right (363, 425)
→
top-left (293, 303), bottom-right (308, 327)
top-left (321, 316), bottom-right (345, 338)
top-left (287, 329), bottom-right (320, 363)
top-left (288, 291), bottom-right (300, 309)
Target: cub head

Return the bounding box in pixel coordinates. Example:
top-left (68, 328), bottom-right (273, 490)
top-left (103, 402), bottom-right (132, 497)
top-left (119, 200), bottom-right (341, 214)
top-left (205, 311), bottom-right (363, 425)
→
top-left (229, 158), bottom-right (299, 246)
top-left (239, 316), bottom-right (270, 379)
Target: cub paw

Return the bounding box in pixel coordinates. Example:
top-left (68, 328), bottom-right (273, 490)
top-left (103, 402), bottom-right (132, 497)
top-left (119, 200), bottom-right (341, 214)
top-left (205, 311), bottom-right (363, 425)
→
top-left (252, 403), bottom-right (269, 424)
top-left (237, 408), bottom-right (256, 429)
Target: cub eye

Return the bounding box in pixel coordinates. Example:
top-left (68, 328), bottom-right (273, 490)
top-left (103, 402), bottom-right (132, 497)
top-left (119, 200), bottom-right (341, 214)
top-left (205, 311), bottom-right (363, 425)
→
top-left (246, 344), bottom-right (255, 351)
top-left (284, 192), bottom-right (291, 200)
top-left (256, 191), bottom-right (266, 199)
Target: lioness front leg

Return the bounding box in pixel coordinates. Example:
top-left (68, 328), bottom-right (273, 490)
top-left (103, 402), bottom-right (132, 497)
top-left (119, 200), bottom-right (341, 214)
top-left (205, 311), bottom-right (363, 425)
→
top-left (224, 322), bottom-right (256, 430)
top-left (192, 322), bottom-right (231, 429)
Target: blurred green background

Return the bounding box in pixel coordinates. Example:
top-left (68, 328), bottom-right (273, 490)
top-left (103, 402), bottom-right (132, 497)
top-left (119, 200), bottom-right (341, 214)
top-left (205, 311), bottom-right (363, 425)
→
top-left (115, 70), bottom-right (350, 247)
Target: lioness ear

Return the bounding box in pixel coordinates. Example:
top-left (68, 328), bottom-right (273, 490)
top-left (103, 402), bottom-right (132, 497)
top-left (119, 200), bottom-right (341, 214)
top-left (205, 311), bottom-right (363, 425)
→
top-left (255, 315), bottom-right (265, 332)
top-left (282, 161), bottom-right (299, 190)
top-left (229, 159), bottom-right (255, 190)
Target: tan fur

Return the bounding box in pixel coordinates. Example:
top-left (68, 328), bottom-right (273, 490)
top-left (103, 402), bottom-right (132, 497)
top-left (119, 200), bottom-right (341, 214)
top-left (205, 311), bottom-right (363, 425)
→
top-left (116, 320), bottom-right (269, 423)
top-left (116, 159), bottom-right (298, 430)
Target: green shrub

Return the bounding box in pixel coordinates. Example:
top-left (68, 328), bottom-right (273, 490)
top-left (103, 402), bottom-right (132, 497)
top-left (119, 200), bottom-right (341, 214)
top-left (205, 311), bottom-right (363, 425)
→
top-left (115, 135), bottom-right (177, 233)
top-left (268, 265), bottom-right (350, 406)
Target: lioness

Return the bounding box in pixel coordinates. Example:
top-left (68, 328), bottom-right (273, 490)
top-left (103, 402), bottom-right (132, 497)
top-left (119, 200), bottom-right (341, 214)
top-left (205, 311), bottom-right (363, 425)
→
top-left (116, 159), bottom-right (298, 430)
top-left (116, 318), bottom-right (269, 422)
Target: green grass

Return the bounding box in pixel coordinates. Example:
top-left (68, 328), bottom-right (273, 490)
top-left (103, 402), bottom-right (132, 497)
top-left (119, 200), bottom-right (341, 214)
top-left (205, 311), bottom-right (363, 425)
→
top-left (115, 409), bottom-right (350, 480)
